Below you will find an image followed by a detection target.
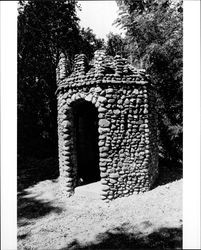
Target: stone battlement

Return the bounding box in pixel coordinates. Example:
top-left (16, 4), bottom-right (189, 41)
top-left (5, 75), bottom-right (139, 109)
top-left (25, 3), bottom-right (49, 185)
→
top-left (56, 50), bottom-right (148, 92)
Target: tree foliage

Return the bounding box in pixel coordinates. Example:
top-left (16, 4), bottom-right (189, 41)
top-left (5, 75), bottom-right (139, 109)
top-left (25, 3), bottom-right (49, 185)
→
top-left (116, 0), bottom-right (183, 163)
top-left (18, 0), bottom-right (104, 158)
top-left (18, 0), bottom-right (183, 166)
top-left (79, 27), bottom-right (105, 60)
top-left (106, 32), bottom-right (128, 58)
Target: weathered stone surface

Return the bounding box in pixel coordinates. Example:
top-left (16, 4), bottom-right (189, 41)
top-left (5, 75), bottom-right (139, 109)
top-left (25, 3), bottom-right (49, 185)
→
top-left (100, 172), bottom-right (108, 178)
top-left (56, 50), bottom-right (158, 202)
top-left (61, 120), bottom-right (72, 128)
top-left (95, 87), bottom-right (102, 93)
top-left (106, 88), bottom-right (114, 94)
top-left (99, 119), bottom-right (110, 128)
top-left (98, 96), bottom-right (107, 103)
top-left (100, 152), bottom-right (108, 158)
top-left (98, 140), bottom-right (105, 147)
top-left (100, 146), bottom-right (109, 153)
top-left (113, 109), bottom-right (121, 115)
top-left (110, 179), bottom-right (117, 184)
top-left (101, 185), bottom-right (110, 191)
top-left (98, 127), bottom-right (110, 134)
top-left (109, 173), bottom-right (119, 179)
top-left (98, 107), bottom-right (107, 113)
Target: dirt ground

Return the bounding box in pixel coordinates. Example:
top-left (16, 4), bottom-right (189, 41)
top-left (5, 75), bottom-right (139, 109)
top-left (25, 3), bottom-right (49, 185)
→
top-left (17, 158), bottom-right (182, 250)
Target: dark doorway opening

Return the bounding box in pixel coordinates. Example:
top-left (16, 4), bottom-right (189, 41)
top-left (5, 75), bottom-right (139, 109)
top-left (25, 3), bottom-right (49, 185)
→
top-left (72, 101), bottom-right (100, 185)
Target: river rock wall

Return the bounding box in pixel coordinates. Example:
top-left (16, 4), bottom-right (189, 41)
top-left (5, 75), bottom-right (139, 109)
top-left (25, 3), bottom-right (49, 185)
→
top-left (56, 50), bottom-right (159, 201)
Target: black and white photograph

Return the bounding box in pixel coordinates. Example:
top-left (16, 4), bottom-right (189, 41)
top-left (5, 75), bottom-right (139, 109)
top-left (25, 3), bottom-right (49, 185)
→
top-left (1, 0), bottom-right (200, 249)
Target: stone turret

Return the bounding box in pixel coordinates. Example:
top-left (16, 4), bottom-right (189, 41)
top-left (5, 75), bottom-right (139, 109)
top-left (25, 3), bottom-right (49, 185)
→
top-left (56, 50), bottom-right (159, 201)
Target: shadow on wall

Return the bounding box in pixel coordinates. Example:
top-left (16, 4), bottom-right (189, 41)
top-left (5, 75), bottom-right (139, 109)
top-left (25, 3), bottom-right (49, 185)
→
top-left (60, 226), bottom-right (182, 250)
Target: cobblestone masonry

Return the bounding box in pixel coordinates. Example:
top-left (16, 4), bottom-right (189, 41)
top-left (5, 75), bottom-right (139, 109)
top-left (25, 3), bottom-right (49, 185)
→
top-left (56, 50), bottom-right (159, 201)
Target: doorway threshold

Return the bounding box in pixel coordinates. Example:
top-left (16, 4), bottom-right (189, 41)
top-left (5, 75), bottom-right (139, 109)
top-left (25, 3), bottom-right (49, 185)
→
top-left (75, 181), bottom-right (102, 196)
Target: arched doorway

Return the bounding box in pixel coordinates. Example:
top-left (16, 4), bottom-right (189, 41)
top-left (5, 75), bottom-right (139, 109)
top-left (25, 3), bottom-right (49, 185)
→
top-left (72, 100), bottom-right (100, 185)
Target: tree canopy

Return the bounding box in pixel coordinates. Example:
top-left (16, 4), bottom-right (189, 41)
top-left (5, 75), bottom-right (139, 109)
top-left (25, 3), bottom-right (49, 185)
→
top-left (18, 0), bottom-right (104, 158)
top-left (115, 0), bottom-right (183, 164)
top-left (106, 32), bottom-right (128, 58)
top-left (18, 0), bottom-right (183, 166)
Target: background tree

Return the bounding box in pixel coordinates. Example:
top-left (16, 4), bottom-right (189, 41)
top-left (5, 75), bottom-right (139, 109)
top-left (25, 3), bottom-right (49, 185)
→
top-left (116, 0), bottom-right (183, 165)
top-left (106, 32), bottom-right (128, 58)
top-left (79, 27), bottom-right (105, 60)
top-left (18, 0), bottom-right (104, 159)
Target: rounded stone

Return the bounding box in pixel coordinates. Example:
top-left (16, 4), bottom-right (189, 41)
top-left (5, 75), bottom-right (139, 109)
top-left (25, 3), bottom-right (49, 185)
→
top-left (99, 134), bottom-right (107, 139)
top-left (108, 99), bottom-right (115, 104)
top-left (100, 169), bottom-right (108, 176)
top-left (98, 127), bottom-right (110, 134)
top-left (99, 119), bottom-right (110, 128)
top-left (111, 125), bottom-right (116, 130)
top-left (85, 94), bottom-right (93, 102)
top-left (100, 146), bottom-right (109, 153)
top-left (98, 96), bottom-right (107, 103)
top-left (124, 98), bottom-right (130, 105)
top-left (98, 140), bottom-right (105, 147)
top-left (100, 195), bottom-right (108, 200)
top-left (61, 120), bottom-right (72, 128)
top-left (98, 113), bottom-right (104, 118)
top-left (100, 166), bottom-right (107, 172)
top-left (110, 179), bottom-right (117, 184)
top-left (106, 88), bottom-right (114, 94)
top-left (113, 109), bottom-right (121, 115)
top-left (101, 185), bottom-right (110, 191)
top-left (98, 107), bottom-right (107, 113)
top-left (100, 152), bottom-right (108, 158)
top-left (109, 173), bottom-right (119, 179)
top-left (95, 87), bottom-right (102, 92)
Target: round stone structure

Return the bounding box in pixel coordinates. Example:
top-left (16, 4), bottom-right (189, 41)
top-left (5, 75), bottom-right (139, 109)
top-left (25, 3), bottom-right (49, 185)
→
top-left (56, 50), bottom-right (159, 201)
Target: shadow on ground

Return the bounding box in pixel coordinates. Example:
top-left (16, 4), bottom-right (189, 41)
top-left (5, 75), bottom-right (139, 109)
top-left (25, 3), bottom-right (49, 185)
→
top-left (17, 157), bottom-right (182, 222)
top-left (60, 226), bottom-right (182, 250)
top-left (18, 157), bottom-right (61, 221)
top-left (17, 157), bottom-right (182, 193)
top-left (153, 159), bottom-right (182, 189)
top-left (17, 232), bottom-right (30, 241)
top-left (18, 191), bottom-right (63, 221)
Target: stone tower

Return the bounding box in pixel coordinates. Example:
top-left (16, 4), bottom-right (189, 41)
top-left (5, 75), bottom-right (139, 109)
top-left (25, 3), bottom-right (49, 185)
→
top-left (56, 50), bottom-right (158, 201)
